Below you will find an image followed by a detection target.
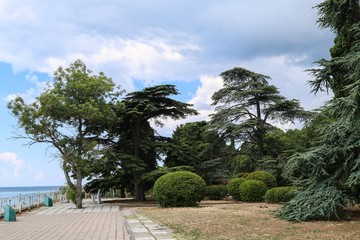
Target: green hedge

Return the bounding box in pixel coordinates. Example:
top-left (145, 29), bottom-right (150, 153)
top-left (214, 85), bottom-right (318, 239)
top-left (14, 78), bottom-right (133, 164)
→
top-left (265, 186), bottom-right (296, 203)
top-left (246, 171), bottom-right (277, 189)
top-left (227, 178), bottom-right (246, 201)
top-left (239, 180), bottom-right (268, 202)
top-left (206, 185), bottom-right (228, 200)
top-left (153, 171), bottom-right (206, 207)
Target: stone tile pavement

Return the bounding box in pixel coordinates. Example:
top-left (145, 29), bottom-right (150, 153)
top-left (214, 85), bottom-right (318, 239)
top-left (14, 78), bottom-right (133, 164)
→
top-left (123, 209), bottom-right (176, 240)
top-left (0, 199), bottom-right (177, 240)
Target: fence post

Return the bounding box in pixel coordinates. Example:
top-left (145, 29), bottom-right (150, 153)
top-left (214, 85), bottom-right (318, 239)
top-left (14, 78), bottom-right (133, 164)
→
top-left (18, 194), bottom-right (22, 214)
top-left (37, 192), bottom-right (40, 208)
top-left (27, 195), bottom-right (31, 211)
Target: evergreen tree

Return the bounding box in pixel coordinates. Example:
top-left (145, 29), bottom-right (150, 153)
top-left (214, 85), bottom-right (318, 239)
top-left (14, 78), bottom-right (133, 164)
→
top-left (278, 0), bottom-right (360, 221)
top-left (164, 121), bottom-right (233, 184)
top-left (210, 67), bottom-right (310, 169)
top-left (104, 85), bottom-right (197, 201)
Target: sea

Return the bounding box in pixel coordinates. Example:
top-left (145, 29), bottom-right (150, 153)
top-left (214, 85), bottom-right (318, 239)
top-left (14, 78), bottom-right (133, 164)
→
top-left (0, 186), bottom-right (61, 199)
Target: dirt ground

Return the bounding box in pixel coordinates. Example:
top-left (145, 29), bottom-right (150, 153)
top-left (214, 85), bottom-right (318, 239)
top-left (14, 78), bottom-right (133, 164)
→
top-left (139, 200), bottom-right (360, 240)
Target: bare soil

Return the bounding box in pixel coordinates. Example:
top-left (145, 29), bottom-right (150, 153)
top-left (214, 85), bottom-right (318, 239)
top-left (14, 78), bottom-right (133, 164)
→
top-left (139, 200), bottom-right (360, 240)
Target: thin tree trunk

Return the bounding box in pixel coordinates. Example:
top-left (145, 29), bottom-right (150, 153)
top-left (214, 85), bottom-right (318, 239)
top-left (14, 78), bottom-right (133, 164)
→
top-left (76, 169), bottom-right (83, 208)
top-left (120, 187), bottom-right (126, 198)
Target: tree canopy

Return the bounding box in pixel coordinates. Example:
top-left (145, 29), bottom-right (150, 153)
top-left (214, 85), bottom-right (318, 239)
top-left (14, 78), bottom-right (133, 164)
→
top-left (8, 59), bottom-right (120, 208)
top-left (91, 84), bottom-right (198, 201)
top-left (210, 67), bottom-right (310, 170)
top-left (164, 121), bottom-right (233, 184)
top-left (277, 0), bottom-right (360, 221)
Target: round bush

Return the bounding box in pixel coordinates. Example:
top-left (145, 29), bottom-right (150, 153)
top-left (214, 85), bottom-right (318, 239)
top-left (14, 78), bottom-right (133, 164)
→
top-left (246, 171), bottom-right (277, 188)
top-left (227, 178), bottom-right (246, 201)
top-left (153, 171), bottom-right (206, 207)
top-left (265, 186), bottom-right (296, 203)
top-left (239, 180), bottom-right (268, 202)
top-left (206, 185), bottom-right (228, 200)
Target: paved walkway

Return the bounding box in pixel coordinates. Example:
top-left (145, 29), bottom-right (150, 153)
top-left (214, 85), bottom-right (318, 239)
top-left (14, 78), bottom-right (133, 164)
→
top-left (123, 209), bottom-right (175, 240)
top-left (0, 199), bottom-right (176, 240)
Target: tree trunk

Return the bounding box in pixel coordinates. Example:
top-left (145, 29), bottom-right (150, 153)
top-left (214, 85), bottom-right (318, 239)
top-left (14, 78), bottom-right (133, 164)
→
top-left (76, 169), bottom-right (83, 208)
top-left (134, 179), bottom-right (141, 201)
top-left (62, 159), bottom-right (75, 190)
top-left (120, 187), bottom-right (126, 198)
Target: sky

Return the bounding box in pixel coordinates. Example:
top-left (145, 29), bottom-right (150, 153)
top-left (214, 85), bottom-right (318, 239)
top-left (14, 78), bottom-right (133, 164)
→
top-left (0, 0), bottom-right (334, 187)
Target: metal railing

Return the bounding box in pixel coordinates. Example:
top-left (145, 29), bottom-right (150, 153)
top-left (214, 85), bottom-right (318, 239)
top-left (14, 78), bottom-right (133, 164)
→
top-left (0, 191), bottom-right (60, 216)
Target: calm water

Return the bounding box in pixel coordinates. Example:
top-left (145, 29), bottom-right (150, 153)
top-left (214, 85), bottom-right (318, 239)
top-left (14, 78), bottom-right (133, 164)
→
top-left (0, 186), bottom-right (61, 199)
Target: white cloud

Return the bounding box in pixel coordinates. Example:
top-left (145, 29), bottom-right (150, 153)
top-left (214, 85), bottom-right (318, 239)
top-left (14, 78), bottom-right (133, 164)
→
top-left (0, 152), bottom-right (24, 179)
top-left (34, 171), bottom-right (45, 179)
top-left (155, 75), bottom-right (223, 136)
top-left (239, 54), bottom-right (332, 111)
top-left (13, 35), bottom-right (201, 93)
top-left (5, 74), bottom-right (49, 103)
top-left (0, 152), bottom-right (24, 170)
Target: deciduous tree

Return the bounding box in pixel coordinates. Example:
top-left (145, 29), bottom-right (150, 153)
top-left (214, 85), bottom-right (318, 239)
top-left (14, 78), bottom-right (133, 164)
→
top-left (8, 60), bottom-right (119, 208)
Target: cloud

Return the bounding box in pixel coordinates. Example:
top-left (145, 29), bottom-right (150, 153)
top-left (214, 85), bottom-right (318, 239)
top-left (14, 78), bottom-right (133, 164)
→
top-left (155, 53), bottom-right (332, 136)
top-left (0, 0), bottom-right (332, 92)
top-left (34, 171), bottom-right (45, 179)
top-left (0, 152), bottom-right (24, 178)
top-left (237, 54), bottom-right (332, 111)
top-left (0, 152), bottom-right (24, 170)
top-left (5, 74), bottom-right (49, 103)
top-left (155, 75), bottom-right (223, 136)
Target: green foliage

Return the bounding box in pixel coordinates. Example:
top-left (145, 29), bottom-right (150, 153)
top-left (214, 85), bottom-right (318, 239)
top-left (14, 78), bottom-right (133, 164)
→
top-left (7, 59), bottom-right (120, 208)
top-left (239, 180), bottom-right (268, 202)
top-left (233, 172), bottom-right (249, 178)
top-left (206, 185), bottom-right (228, 200)
top-left (264, 187), bottom-right (296, 203)
top-left (278, 72), bottom-right (360, 220)
top-left (165, 121), bottom-right (233, 184)
top-left (142, 166), bottom-right (195, 183)
top-left (246, 171), bottom-right (277, 189)
top-left (276, 182), bottom-right (347, 221)
top-left (227, 178), bottom-right (246, 201)
top-left (210, 67), bottom-right (310, 173)
top-left (309, 0), bottom-right (360, 97)
top-left (153, 171), bottom-right (206, 207)
top-left (103, 84), bottom-right (198, 201)
top-left (65, 187), bottom-right (76, 203)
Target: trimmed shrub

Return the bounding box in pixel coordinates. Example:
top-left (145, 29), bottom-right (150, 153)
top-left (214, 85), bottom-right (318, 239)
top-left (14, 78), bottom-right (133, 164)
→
top-left (239, 180), bottom-right (268, 202)
top-left (206, 185), bottom-right (228, 200)
top-left (227, 178), bottom-right (246, 201)
top-left (246, 171), bottom-right (277, 189)
top-left (153, 171), bottom-right (206, 207)
top-left (265, 186), bottom-right (296, 203)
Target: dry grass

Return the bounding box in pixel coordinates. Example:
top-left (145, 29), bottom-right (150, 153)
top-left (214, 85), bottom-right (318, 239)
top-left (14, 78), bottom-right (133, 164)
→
top-left (139, 200), bottom-right (360, 240)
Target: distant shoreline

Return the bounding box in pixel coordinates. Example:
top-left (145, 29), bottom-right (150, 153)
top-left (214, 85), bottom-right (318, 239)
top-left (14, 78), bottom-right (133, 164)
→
top-left (0, 186), bottom-right (61, 199)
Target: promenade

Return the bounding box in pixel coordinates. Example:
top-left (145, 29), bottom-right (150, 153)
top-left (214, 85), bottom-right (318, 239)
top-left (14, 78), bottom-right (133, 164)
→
top-left (0, 199), bottom-right (176, 240)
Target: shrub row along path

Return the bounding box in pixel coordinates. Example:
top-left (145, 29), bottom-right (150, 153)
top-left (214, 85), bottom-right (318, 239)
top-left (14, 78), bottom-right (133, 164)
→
top-left (0, 199), bottom-right (175, 240)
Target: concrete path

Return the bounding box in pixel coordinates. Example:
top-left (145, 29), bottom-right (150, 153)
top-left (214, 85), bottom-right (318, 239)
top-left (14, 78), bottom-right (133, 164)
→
top-left (0, 199), bottom-right (177, 240)
top-left (123, 209), bottom-right (176, 240)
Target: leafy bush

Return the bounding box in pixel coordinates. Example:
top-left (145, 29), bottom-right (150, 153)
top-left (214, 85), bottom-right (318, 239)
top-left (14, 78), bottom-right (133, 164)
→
top-left (246, 171), bottom-right (277, 189)
top-left (206, 185), bottom-right (228, 200)
top-left (153, 171), bottom-right (206, 207)
top-left (264, 186), bottom-right (296, 203)
top-left (227, 178), bottom-right (246, 201)
top-left (65, 187), bottom-right (76, 203)
top-left (239, 180), bottom-right (268, 202)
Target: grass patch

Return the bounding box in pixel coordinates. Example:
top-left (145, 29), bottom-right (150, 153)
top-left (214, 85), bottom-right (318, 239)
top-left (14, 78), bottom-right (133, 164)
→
top-left (139, 200), bottom-right (360, 240)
